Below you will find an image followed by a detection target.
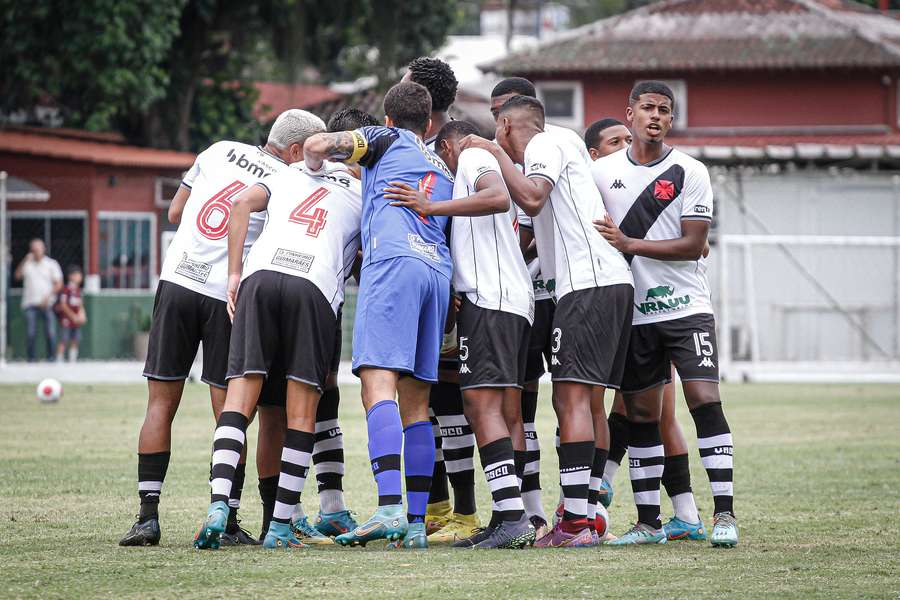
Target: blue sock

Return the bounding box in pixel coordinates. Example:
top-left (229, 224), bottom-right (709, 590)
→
top-left (366, 400), bottom-right (403, 507)
top-left (403, 420), bottom-right (435, 523)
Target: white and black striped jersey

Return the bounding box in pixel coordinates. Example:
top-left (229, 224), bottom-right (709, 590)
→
top-left (160, 141), bottom-right (287, 301)
top-left (591, 147), bottom-right (714, 325)
top-left (545, 123), bottom-right (591, 166)
top-left (524, 132), bottom-right (633, 301)
top-left (242, 162), bottom-right (361, 316)
top-left (450, 148), bottom-right (534, 323)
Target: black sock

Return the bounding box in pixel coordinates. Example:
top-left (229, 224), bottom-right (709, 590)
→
top-left (661, 454), bottom-right (692, 498)
top-left (226, 462), bottom-right (246, 532)
top-left (589, 446), bottom-right (609, 520)
top-left (513, 450), bottom-right (527, 488)
top-left (447, 469), bottom-right (476, 516)
top-left (258, 475), bottom-right (279, 537)
top-left (137, 451), bottom-right (170, 521)
top-left (607, 412), bottom-right (630, 465)
top-left (691, 402), bottom-right (734, 517)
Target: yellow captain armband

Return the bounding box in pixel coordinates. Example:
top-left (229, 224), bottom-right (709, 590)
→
top-left (347, 130), bottom-right (368, 163)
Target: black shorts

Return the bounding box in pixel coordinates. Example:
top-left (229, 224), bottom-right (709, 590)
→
top-left (550, 284), bottom-right (633, 388)
top-left (227, 270), bottom-right (336, 393)
top-left (258, 307), bottom-right (343, 408)
top-left (143, 281), bottom-right (231, 388)
top-left (621, 312), bottom-right (720, 393)
top-left (524, 298), bottom-right (555, 382)
top-left (456, 296), bottom-right (530, 390)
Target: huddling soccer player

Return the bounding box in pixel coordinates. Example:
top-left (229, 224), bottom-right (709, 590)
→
top-left (302, 81), bottom-right (454, 549)
top-left (193, 109), bottom-right (364, 550)
top-left (120, 109), bottom-right (312, 547)
top-left (464, 95), bottom-right (634, 548)
top-left (591, 81), bottom-right (738, 547)
top-left (385, 120), bottom-right (536, 548)
top-left (402, 57), bottom-right (481, 543)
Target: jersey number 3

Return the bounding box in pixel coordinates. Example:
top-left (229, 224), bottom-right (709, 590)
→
top-left (289, 187), bottom-right (329, 237)
top-left (196, 181), bottom-right (247, 240)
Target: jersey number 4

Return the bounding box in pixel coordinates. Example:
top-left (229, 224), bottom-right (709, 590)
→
top-left (196, 181), bottom-right (247, 240)
top-left (289, 187), bottom-right (329, 237)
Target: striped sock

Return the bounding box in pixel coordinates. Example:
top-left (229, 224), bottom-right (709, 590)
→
top-left (427, 406), bottom-right (450, 505)
top-left (272, 429), bottom-right (315, 524)
top-left (587, 447), bottom-right (608, 525)
top-left (479, 437), bottom-right (525, 523)
top-left (628, 421), bottom-right (664, 530)
top-left (521, 390), bottom-right (546, 522)
top-left (227, 462), bottom-right (246, 531)
top-left (313, 387), bottom-right (346, 513)
top-left (137, 451), bottom-right (170, 521)
top-left (438, 414), bottom-right (476, 516)
top-left (210, 411), bottom-right (249, 505)
top-left (403, 421), bottom-right (435, 523)
top-left (558, 441), bottom-right (593, 525)
top-left (366, 400), bottom-right (403, 507)
top-left (691, 402), bottom-right (734, 517)
top-left (605, 411), bottom-right (629, 483)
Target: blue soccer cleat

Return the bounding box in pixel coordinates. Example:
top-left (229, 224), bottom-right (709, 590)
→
top-left (710, 513), bottom-right (739, 548)
top-left (314, 510), bottom-right (358, 537)
top-left (663, 516), bottom-right (707, 541)
top-left (605, 522), bottom-right (667, 546)
top-left (291, 516), bottom-right (333, 545)
top-left (335, 505), bottom-right (407, 547)
top-left (598, 478), bottom-right (614, 508)
top-left (386, 521), bottom-right (428, 550)
top-left (193, 500), bottom-right (228, 550)
top-left (263, 521), bottom-right (308, 549)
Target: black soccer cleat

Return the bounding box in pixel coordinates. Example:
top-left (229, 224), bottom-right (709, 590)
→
top-left (220, 524), bottom-right (261, 546)
top-left (119, 516), bottom-right (161, 547)
top-left (452, 525), bottom-right (494, 548)
top-left (472, 515), bottom-right (535, 549)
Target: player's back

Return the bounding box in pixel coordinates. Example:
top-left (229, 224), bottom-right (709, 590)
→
top-left (243, 163), bottom-right (361, 315)
top-left (525, 131), bottom-right (632, 300)
top-left (161, 141), bottom-right (286, 300)
top-left (357, 126), bottom-right (455, 280)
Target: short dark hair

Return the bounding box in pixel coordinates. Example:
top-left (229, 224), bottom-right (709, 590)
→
top-left (498, 95), bottom-right (545, 123)
top-left (584, 118), bottom-right (625, 148)
top-left (435, 120), bottom-right (480, 149)
top-left (327, 108), bottom-right (379, 132)
top-left (491, 77), bottom-right (536, 99)
top-left (407, 57), bottom-right (458, 112)
top-left (629, 81), bottom-right (675, 109)
top-left (66, 264), bottom-right (82, 277)
top-left (383, 81), bottom-right (432, 134)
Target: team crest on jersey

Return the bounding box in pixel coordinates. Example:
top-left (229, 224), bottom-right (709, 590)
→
top-left (653, 179), bottom-right (676, 201)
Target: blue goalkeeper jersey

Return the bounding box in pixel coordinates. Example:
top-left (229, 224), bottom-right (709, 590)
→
top-left (355, 125), bottom-right (454, 280)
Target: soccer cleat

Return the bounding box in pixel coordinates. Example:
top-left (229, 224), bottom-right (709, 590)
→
top-left (263, 521), bottom-right (308, 549)
top-left (425, 500), bottom-right (452, 535)
top-left (534, 521), bottom-right (594, 548)
top-left (193, 500), bottom-right (229, 550)
top-left (530, 516), bottom-right (551, 543)
top-left (663, 516), bottom-right (707, 541)
top-left (594, 503), bottom-right (610, 539)
top-left (472, 515), bottom-right (536, 549)
top-left (386, 521), bottom-right (428, 550)
top-left (220, 523), bottom-right (262, 546)
top-left (605, 522), bottom-right (667, 546)
top-left (119, 516), bottom-right (160, 547)
top-left (427, 513), bottom-right (482, 544)
top-left (452, 526), bottom-right (494, 548)
top-left (314, 510), bottom-right (358, 537)
top-left (335, 505), bottom-right (407, 547)
top-left (552, 501), bottom-right (564, 527)
top-left (598, 478), bottom-right (614, 508)
top-left (291, 516), bottom-right (334, 545)
top-left (710, 512), bottom-right (738, 548)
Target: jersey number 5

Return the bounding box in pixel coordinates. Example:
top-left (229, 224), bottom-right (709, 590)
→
top-left (289, 187), bottom-right (329, 237)
top-left (196, 180), bottom-right (247, 240)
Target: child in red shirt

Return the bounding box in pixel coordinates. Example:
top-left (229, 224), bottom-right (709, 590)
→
top-left (56, 266), bottom-right (86, 362)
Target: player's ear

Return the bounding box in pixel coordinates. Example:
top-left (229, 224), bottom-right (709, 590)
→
top-left (384, 115), bottom-right (393, 128)
top-left (625, 105), bottom-right (634, 124)
top-left (426, 117), bottom-right (432, 136)
top-left (589, 148), bottom-right (600, 161)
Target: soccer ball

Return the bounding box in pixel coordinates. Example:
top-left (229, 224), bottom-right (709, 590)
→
top-left (36, 378), bottom-right (62, 403)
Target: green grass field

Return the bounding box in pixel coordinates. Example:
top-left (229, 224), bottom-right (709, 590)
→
top-left (2, 383), bottom-right (899, 599)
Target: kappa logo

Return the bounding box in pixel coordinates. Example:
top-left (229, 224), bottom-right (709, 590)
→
top-left (551, 355), bottom-right (561, 366)
top-left (459, 363), bottom-right (472, 374)
top-left (698, 356), bottom-right (716, 368)
top-left (610, 179), bottom-right (626, 190)
top-left (653, 179), bottom-right (676, 201)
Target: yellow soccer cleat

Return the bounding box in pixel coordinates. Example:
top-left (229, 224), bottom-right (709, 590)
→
top-left (427, 513), bottom-right (483, 544)
top-left (424, 500), bottom-right (453, 535)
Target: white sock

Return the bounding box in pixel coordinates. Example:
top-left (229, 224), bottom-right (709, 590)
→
top-left (671, 492), bottom-right (700, 524)
top-left (603, 459), bottom-right (620, 484)
top-left (318, 489), bottom-right (346, 514)
top-left (291, 503), bottom-right (305, 521)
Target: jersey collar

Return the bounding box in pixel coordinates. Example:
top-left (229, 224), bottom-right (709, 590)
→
top-left (258, 145), bottom-right (288, 165)
top-left (626, 145), bottom-right (673, 168)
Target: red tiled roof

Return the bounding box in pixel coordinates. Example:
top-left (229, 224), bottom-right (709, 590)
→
top-left (254, 81), bottom-right (343, 121)
top-left (484, 0), bottom-right (900, 74)
top-left (666, 131), bottom-right (900, 162)
top-left (0, 130), bottom-right (195, 169)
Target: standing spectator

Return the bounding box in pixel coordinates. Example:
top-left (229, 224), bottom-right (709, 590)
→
top-left (56, 266), bottom-right (86, 362)
top-left (15, 238), bottom-right (63, 361)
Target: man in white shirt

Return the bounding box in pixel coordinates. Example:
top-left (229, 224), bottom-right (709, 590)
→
top-left (463, 96), bottom-right (634, 548)
top-left (15, 238), bottom-right (63, 361)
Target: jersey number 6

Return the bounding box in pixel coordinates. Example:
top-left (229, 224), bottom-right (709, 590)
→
top-left (289, 187), bottom-right (329, 237)
top-left (196, 180), bottom-right (247, 240)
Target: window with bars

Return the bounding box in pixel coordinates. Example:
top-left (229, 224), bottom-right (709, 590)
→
top-left (9, 213), bottom-right (87, 289)
top-left (97, 213), bottom-right (155, 289)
